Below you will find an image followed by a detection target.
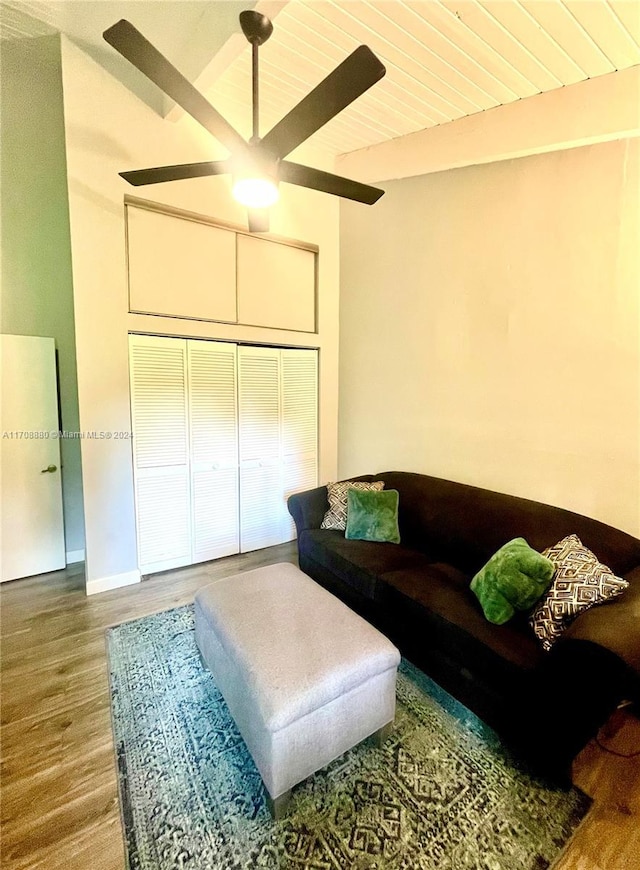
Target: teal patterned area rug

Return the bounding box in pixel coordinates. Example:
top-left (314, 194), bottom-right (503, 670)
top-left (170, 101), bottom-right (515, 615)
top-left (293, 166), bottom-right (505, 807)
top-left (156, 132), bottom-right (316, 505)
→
top-left (107, 605), bottom-right (590, 870)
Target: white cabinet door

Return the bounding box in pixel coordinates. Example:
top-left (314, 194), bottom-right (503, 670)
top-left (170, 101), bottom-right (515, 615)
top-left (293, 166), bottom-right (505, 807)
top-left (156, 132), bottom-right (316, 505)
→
top-left (281, 349), bottom-right (318, 541)
top-left (129, 336), bottom-right (191, 573)
top-left (188, 340), bottom-right (239, 562)
top-left (238, 346), bottom-right (283, 552)
top-left (236, 235), bottom-right (316, 332)
top-left (127, 206), bottom-right (237, 323)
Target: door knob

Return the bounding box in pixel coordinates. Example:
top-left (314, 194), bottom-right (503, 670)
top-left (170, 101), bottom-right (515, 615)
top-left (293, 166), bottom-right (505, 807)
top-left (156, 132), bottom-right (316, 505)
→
top-left (41, 465), bottom-right (57, 473)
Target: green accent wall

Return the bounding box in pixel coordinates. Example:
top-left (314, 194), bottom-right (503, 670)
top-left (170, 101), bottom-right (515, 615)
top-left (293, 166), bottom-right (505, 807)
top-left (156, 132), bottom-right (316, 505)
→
top-left (1, 34), bottom-right (85, 555)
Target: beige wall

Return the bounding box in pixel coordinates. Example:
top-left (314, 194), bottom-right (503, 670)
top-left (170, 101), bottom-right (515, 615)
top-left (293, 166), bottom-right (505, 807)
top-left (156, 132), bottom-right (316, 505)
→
top-left (1, 34), bottom-right (85, 557)
top-left (60, 37), bottom-right (340, 592)
top-left (339, 138), bottom-right (640, 537)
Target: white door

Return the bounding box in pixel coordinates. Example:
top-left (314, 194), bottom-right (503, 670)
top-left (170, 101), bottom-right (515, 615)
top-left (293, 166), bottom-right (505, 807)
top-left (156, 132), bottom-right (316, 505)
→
top-left (188, 340), bottom-right (239, 562)
top-left (1, 335), bottom-right (65, 581)
top-left (238, 346), bottom-right (283, 552)
top-left (238, 346), bottom-right (318, 551)
top-left (129, 335), bottom-right (192, 574)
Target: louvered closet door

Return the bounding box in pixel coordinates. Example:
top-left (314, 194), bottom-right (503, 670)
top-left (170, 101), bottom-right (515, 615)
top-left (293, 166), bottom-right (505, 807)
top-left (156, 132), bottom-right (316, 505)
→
top-left (238, 346), bottom-right (283, 552)
top-left (129, 336), bottom-right (191, 573)
top-left (188, 340), bottom-right (239, 562)
top-left (281, 350), bottom-right (318, 541)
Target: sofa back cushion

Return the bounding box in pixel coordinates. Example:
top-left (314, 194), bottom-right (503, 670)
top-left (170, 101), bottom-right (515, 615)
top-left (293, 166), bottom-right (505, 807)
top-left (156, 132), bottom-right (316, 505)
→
top-left (374, 472), bottom-right (640, 578)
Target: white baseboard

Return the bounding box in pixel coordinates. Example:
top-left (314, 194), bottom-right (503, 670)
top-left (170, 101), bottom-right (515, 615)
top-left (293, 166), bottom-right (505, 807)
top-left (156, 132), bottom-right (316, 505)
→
top-left (66, 549), bottom-right (85, 564)
top-left (86, 568), bottom-right (141, 596)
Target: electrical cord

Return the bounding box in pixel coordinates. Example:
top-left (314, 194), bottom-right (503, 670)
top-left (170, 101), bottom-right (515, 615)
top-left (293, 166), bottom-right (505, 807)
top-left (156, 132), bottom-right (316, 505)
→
top-left (595, 737), bottom-right (640, 758)
top-left (594, 700), bottom-right (640, 758)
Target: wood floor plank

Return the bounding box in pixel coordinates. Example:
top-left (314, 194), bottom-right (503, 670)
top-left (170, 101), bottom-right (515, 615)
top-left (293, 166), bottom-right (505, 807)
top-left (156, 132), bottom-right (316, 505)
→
top-left (2, 745), bottom-right (117, 833)
top-left (1, 660), bottom-right (107, 727)
top-left (2, 784), bottom-right (122, 870)
top-left (1, 541), bottom-right (638, 870)
top-left (2, 696), bottom-right (113, 786)
top-left (554, 709), bottom-right (640, 869)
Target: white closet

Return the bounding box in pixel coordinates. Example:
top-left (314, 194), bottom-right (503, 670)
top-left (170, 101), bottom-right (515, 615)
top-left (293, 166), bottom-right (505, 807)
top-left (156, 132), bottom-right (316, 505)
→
top-left (129, 335), bottom-right (317, 574)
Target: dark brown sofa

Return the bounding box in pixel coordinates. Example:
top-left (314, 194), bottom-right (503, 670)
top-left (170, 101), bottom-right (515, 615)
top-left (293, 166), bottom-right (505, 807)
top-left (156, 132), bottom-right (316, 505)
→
top-left (287, 471), bottom-right (640, 781)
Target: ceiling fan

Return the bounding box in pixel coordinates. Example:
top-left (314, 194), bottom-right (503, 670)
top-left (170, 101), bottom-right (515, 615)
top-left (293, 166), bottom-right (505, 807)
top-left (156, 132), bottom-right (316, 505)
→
top-left (103, 11), bottom-right (386, 233)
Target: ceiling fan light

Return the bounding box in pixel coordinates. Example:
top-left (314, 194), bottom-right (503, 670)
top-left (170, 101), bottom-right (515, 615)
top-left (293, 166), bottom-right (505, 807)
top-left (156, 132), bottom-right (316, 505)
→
top-left (232, 176), bottom-right (279, 208)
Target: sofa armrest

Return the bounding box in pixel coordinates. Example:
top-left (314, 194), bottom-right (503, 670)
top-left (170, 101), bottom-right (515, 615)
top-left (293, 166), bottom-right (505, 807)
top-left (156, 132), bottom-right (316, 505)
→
top-left (561, 565), bottom-right (640, 680)
top-left (287, 485), bottom-right (329, 535)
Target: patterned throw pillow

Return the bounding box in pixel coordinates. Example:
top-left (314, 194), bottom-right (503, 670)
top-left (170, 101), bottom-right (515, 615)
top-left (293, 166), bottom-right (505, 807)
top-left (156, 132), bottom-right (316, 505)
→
top-left (529, 534), bottom-right (629, 651)
top-left (320, 480), bottom-right (385, 531)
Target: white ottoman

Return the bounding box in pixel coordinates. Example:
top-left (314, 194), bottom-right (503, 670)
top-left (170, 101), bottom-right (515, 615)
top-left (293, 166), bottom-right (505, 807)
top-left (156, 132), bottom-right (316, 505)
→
top-left (194, 562), bottom-right (400, 819)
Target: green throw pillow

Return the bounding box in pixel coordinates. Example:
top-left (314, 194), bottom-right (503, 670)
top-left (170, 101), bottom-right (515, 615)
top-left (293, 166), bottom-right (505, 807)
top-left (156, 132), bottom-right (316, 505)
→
top-left (345, 488), bottom-right (401, 544)
top-left (470, 537), bottom-right (554, 625)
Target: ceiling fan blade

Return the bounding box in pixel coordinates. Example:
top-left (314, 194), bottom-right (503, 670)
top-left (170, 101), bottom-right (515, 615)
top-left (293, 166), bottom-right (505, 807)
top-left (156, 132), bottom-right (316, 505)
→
top-left (279, 161), bottom-right (384, 205)
top-left (103, 20), bottom-right (248, 157)
top-left (248, 208), bottom-right (270, 233)
top-left (260, 45), bottom-right (385, 160)
top-left (120, 160), bottom-right (230, 187)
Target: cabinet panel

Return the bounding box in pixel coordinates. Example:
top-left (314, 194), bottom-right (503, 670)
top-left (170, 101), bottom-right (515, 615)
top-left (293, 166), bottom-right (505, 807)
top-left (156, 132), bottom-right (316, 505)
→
top-left (238, 347), bottom-right (280, 461)
top-left (188, 340), bottom-right (239, 562)
top-left (238, 346), bottom-right (283, 553)
top-left (189, 341), bottom-right (238, 467)
top-left (130, 337), bottom-right (189, 468)
top-left (282, 350), bottom-right (318, 458)
top-left (129, 336), bottom-right (192, 573)
top-left (282, 455), bottom-right (318, 541)
top-left (239, 463), bottom-right (283, 552)
top-left (237, 235), bottom-right (316, 332)
top-left (135, 469), bottom-right (191, 571)
top-left (192, 468), bottom-right (239, 562)
top-left (127, 206), bottom-right (237, 323)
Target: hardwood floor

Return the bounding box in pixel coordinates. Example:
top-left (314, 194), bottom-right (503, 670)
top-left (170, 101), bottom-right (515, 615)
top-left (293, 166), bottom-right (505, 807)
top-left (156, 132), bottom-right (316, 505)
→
top-left (1, 547), bottom-right (639, 870)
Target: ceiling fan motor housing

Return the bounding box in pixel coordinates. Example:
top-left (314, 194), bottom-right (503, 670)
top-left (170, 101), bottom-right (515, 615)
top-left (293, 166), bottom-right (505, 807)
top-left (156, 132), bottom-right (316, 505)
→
top-left (239, 11), bottom-right (273, 46)
top-left (231, 143), bottom-right (279, 189)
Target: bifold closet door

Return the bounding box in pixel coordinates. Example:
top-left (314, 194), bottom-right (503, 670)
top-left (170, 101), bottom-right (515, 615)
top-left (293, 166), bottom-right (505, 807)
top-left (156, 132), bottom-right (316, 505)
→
top-left (131, 336), bottom-right (317, 570)
top-left (129, 336), bottom-right (191, 573)
top-left (281, 350), bottom-right (318, 541)
top-left (238, 346), bottom-right (318, 552)
top-left (238, 346), bottom-right (283, 552)
top-left (188, 340), bottom-right (239, 562)
top-left (130, 336), bottom-right (240, 573)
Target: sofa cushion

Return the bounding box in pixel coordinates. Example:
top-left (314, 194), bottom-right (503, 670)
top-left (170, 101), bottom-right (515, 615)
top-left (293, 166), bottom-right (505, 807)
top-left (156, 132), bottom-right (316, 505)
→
top-left (298, 529), bottom-right (432, 601)
top-left (381, 564), bottom-right (544, 675)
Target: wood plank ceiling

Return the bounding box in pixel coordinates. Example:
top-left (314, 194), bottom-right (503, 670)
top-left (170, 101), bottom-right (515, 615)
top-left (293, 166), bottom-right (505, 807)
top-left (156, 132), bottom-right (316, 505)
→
top-left (207, 0), bottom-right (640, 156)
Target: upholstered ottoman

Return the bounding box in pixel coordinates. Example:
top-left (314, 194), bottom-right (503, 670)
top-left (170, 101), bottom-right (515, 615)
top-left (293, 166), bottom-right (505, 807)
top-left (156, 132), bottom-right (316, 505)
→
top-left (194, 562), bottom-right (400, 818)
